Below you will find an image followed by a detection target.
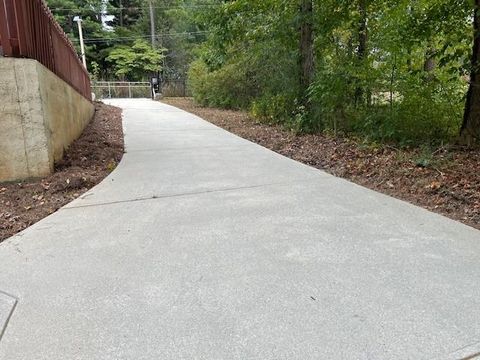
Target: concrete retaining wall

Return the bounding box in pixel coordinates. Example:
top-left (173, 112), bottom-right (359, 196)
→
top-left (0, 58), bottom-right (94, 182)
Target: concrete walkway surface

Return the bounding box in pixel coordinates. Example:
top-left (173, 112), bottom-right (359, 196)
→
top-left (0, 98), bottom-right (480, 359)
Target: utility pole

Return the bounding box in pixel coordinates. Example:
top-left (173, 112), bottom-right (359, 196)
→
top-left (149, 0), bottom-right (155, 47)
top-left (73, 16), bottom-right (87, 69)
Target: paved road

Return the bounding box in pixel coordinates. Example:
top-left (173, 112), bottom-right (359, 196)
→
top-left (1, 98), bottom-right (480, 359)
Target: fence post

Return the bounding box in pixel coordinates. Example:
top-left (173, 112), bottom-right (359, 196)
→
top-left (128, 83), bottom-right (132, 98)
top-left (108, 82), bottom-right (111, 98)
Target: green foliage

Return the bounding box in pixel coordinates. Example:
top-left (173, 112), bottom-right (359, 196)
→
top-left (185, 0), bottom-right (475, 145)
top-left (188, 0), bottom-right (300, 113)
top-left (251, 94), bottom-right (293, 124)
top-left (107, 40), bottom-right (165, 81)
top-left (188, 59), bottom-right (252, 109)
top-left (48, 0), bottom-right (204, 80)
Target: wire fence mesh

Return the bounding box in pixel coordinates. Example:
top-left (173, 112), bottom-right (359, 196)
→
top-left (92, 80), bottom-right (191, 99)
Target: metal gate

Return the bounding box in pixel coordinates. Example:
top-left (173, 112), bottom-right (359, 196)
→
top-left (92, 81), bottom-right (151, 99)
top-left (92, 80), bottom-right (191, 99)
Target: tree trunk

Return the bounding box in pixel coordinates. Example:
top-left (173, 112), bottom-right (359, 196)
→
top-left (461, 0), bottom-right (480, 145)
top-left (423, 47), bottom-right (436, 73)
top-left (299, 0), bottom-right (314, 106)
top-left (357, 0), bottom-right (367, 61)
top-left (119, 0), bottom-right (124, 27)
top-left (423, 46), bottom-right (436, 82)
top-left (355, 0), bottom-right (367, 106)
top-left (406, 5), bottom-right (413, 72)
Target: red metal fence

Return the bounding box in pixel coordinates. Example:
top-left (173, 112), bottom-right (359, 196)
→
top-left (0, 0), bottom-right (91, 100)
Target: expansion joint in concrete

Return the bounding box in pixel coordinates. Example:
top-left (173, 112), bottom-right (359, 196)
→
top-left (62, 178), bottom-right (322, 210)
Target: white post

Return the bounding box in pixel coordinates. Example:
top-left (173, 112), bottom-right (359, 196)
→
top-left (74, 17), bottom-right (87, 69)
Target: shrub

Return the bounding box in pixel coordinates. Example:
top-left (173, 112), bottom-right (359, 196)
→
top-left (250, 94), bottom-right (293, 124)
top-left (188, 60), bottom-right (252, 109)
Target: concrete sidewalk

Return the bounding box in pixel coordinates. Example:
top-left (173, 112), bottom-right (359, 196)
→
top-left (0, 98), bottom-right (479, 359)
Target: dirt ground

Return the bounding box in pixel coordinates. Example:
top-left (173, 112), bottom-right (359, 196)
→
top-left (0, 102), bottom-right (124, 242)
top-left (163, 97), bottom-right (480, 231)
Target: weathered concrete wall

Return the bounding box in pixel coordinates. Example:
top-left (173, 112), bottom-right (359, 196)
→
top-left (0, 58), bottom-right (94, 182)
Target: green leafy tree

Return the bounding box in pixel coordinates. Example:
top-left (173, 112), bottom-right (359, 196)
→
top-left (185, 0), bottom-right (475, 144)
top-left (107, 40), bottom-right (165, 80)
top-left (132, 0), bottom-right (210, 79)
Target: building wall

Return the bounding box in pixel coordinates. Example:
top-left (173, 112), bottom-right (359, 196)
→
top-left (0, 58), bottom-right (94, 182)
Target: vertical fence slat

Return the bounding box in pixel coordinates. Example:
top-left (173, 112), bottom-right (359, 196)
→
top-left (0, 0), bottom-right (13, 55)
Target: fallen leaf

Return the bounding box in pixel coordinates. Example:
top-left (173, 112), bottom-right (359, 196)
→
top-left (430, 181), bottom-right (442, 190)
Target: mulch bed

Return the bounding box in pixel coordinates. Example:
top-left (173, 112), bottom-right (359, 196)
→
top-left (163, 97), bottom-right (480, 231)
top-left (0, 102), bottom-right (124, 242)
